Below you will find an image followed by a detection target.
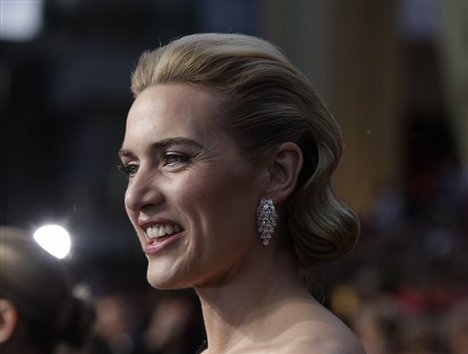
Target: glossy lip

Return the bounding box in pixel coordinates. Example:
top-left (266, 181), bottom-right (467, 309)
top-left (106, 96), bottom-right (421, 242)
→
top-left (137, 217), bottom-right (185, 255)
top-left (143, 231), bottom-right (185, 255)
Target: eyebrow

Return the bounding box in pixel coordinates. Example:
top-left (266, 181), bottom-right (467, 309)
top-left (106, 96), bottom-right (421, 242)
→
top-left (118, 137), bottom-right (203, 159)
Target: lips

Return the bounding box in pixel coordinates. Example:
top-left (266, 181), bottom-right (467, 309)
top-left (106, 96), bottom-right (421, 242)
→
top-left (136, 219), bottom-right (185, 254)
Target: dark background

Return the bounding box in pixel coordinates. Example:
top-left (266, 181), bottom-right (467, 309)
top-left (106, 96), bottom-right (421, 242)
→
top-left (1, 1), bottom-right (260, 289)
top-left (1, 1), bottom-right (466, 353)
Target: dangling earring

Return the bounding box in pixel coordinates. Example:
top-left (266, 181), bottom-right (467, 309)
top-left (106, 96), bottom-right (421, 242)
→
top-left (256, 199), bottom-right (278, 246)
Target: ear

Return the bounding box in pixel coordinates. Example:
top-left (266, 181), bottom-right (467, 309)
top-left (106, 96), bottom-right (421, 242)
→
top-left (0, 299), bottom-right (18, 344)
top-left (264, 142), bottom-right (303, 203)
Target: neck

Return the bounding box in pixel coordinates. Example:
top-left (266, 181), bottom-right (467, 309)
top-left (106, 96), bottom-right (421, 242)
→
top-left (195, 247), bottom-right (312, 353)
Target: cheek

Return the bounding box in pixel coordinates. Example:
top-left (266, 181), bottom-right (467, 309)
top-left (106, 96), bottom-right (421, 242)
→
top-left (180, 171), bottom-right (230, 205)
top-left (183, 170), bottom-right (258, 231)
top-left (173, 176), bottom-right (218, 215)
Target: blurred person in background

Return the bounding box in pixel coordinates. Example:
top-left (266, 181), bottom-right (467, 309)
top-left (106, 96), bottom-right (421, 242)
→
top-left (118, 33), bottom-right (364, 353)
top-left (0, 226), bottom-right (95, 354)
top-left (140, 292), bottom-right (203, 354)
top-left (91, 293), bottom-right (136, 354)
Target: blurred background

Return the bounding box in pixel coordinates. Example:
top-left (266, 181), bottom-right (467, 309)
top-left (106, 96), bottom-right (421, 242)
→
top-left (1, 1), bottom-right (466, 353)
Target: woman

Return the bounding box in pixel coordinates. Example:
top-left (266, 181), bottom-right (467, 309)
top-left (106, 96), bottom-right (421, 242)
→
top-left (119, 33), bottom-right (365, 353)
top-left (0, 227), bottom-right (95, 354)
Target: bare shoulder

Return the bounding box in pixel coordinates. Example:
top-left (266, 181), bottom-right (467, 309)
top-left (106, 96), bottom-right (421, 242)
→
top-left (281, 327), bottom-right (365, 354)
top-left (270, 300), bottom-right (366, 354)
top-left (278, 320), bottom-right (365, 354)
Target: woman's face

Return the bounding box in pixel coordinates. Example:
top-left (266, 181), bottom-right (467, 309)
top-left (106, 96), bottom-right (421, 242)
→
top-left (120, 83), bottom-right (266, 289)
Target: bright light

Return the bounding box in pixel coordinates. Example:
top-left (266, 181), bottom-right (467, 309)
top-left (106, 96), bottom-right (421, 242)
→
top-left (0, 0), bottom-right (44, 42)
top-left (33, 224), bottom-right (71, 259)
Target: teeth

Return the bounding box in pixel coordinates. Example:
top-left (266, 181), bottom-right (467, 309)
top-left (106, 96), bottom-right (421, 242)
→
top-left (145, 224), bottom-right (182, 239)
top-left (147, 227), bottom-right (157, 238)
top-left (158, 225), bottom-right (165, 236)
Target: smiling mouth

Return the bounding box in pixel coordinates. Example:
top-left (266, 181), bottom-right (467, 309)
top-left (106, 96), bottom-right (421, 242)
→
top-left (144, 224), bottom-right (183, 240)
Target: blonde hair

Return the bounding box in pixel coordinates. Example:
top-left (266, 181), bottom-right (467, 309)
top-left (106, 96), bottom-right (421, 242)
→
top-left (131, 33), bottom-right (359, 267)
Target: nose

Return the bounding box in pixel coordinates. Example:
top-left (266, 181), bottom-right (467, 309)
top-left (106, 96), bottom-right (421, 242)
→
top-left (124, 168), bottom-right (163, 212)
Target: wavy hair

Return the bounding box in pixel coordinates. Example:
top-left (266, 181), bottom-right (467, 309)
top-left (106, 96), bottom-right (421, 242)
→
top-left (131, 33), bottom-right (359, 267)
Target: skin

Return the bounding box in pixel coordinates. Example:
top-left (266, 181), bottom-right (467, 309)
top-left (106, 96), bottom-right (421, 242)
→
top-left (0, 299), bottom-right (43, 354)
top-left (121, 83), bottom-right (365, 353)
top-left (121, 83), bottom-right (267, 289)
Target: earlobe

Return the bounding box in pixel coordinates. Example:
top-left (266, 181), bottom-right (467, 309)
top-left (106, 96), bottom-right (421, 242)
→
top-left (264, 142), bottom-right (303, 203)
top-left (0, 299), bottom-right (18, 344)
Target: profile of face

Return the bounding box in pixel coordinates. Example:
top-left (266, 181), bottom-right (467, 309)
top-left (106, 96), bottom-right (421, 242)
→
top-left (120, 83), bottom-right (267, 289)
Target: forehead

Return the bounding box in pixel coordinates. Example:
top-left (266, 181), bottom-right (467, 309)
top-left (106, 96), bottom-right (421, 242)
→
top-left (126, 83), bottom-right (223, 137)
top-left (122, 83), bottom-right (257, 168)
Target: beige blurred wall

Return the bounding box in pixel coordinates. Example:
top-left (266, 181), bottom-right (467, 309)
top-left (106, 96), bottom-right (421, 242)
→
top-left (260, 1), bottom-right (404, 216)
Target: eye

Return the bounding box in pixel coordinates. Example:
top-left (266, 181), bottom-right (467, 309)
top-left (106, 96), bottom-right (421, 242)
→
top-left (163, 152), bottom-right (190, 167)
top-left (117, 162), bottom-right (139, 178)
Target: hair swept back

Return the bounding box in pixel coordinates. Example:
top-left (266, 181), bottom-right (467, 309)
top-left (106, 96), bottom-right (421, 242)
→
top-left (131, 33), bottom-right (359, 267)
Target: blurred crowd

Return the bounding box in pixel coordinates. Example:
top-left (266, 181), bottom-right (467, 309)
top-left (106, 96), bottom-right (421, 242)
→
top-left (84, 289), bottom-right (205, 354)
top-left (327, 162), bottom-right (468, 354)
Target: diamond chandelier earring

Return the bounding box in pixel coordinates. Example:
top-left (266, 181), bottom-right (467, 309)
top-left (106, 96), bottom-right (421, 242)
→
top-left (256, 198), bottom-right (278, 246)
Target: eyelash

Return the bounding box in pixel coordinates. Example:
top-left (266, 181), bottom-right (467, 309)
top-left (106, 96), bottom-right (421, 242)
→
top-left (117, 152), bottom-right (190, 178)
top-left (117, 162), bottom-right (139, 178)
top-left (163, 152), bottom-right (190, 167)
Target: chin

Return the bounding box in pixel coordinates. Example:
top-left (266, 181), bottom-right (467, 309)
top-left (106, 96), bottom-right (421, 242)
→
top-left (146, 262), bottom-right (189, 290)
